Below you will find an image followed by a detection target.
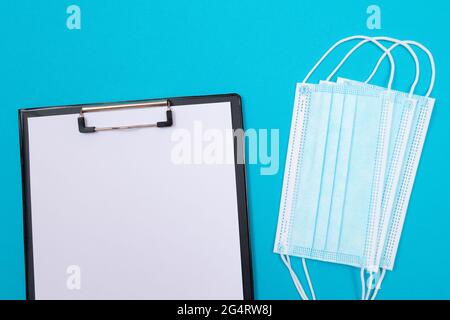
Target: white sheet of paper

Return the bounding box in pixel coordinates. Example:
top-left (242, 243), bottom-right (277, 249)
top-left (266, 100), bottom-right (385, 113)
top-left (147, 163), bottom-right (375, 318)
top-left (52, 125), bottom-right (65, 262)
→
top-left (26, 102), bottom-right (244, 300)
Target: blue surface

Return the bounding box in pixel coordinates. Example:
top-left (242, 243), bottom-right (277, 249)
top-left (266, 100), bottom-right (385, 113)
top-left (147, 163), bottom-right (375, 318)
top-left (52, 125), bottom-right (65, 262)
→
top-left (0, 0), bottom-right (449, 299)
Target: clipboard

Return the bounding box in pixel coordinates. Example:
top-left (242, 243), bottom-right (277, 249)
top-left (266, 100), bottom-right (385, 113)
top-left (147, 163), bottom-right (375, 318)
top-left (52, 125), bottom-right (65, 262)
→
top-left (19, 94), bottom-right (253, 300)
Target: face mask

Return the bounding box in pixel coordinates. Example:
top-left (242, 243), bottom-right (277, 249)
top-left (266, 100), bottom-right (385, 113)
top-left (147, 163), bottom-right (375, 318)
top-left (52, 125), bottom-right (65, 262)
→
top-left (374, 42), bottom-right (435, 273)
top-left (337, 77), bottom-right (417, 267)
top-left (325, 36), bottom-right (419, 289)
top-left (369, 41), bottom-right (435, 299)
top-left (274, 35), bottom-right (396, 299)
top-left (328, 38), bottom-right (436, 299)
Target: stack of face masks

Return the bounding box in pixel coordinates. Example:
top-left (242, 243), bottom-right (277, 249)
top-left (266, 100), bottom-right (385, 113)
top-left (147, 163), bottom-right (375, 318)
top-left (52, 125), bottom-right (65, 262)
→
top-left (274, 35), bottom-right (436, 300)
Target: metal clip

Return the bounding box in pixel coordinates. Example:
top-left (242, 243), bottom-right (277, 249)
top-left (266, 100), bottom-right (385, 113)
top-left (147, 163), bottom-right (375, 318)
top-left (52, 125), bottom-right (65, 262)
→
top-left (78, 100), bottom-right (173, 133)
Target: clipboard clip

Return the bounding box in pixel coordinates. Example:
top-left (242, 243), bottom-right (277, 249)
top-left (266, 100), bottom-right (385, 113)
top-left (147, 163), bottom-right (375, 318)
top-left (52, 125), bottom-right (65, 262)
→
top-left (78, 100), bottom-right (173, 133)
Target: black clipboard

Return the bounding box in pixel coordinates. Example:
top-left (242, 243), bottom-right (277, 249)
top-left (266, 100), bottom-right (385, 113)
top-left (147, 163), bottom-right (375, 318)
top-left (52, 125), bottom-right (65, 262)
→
top-left (19, 94), bottom-right (253, 300)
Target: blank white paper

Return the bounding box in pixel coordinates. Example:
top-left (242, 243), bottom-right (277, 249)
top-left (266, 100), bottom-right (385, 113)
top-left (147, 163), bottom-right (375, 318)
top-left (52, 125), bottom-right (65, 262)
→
top-left (27, 102), bottom-right (244, 300)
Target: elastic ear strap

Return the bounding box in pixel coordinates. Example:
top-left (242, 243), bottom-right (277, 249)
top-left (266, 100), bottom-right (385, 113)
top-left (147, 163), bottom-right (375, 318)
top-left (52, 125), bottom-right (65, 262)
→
top-left (280, 255), bottom-right (309, 300)
top-left (301, 258), bottom-right (316, 300)
top-left (364, 37), bottom-right (420, 98)
top-left (364, 272), bottom-right (375, 300)
top-left (302, 35), bottom-right (395, 90)
top-left (371, 40), bottom-right (435, 97)
top-left (407, 41), bottom-right (435, 97)
top-left (328, 37), bottom-right (419, 97)
top-left (370, 269), bottom-right (387, 300)
top-left (360, 268), bottom-right (366, 300)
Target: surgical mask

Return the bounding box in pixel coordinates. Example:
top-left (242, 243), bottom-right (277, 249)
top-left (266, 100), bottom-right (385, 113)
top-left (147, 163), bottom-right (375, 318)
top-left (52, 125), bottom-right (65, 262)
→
top-left (367, 41), bottom-right (435, 274)
top-left (336, 77), bottom-right (418, 270)
top-left (274, 35), bottom-right (396, 299)
top-left (328, 39), bottom-right (436, 299)
top-left (323, 37), bottom-right (420, 298)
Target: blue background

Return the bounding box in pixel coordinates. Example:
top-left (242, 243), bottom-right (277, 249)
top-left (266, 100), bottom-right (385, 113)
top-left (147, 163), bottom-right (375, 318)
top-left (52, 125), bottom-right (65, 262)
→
top-left (0, 0), bottom-right (449, 299)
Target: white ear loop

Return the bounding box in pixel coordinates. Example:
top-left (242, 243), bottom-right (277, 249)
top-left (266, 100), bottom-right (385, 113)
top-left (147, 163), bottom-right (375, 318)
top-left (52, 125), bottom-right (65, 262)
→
top-left (280, 255), bottom-right (317, 300)
top-left (302, 258), bottom-right (316, 300)
top-left (280, 255), bottom-right (309, 300)
top-left (365, 272), bottom-right (375, 300)
top-left (370, 269), bottom-right (386, 300)
top-left (326, 36), bottom-right (420, 98)
top-left (360, 268), bottom-right (366, 300)
top-left (367, 40), bottom-right (435, 97)
top-left (302, 35), bottom-right (395, 91)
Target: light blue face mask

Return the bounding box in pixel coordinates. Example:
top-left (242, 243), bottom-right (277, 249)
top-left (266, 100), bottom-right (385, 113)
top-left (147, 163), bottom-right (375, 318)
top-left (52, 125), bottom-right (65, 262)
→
top-left (324, 37), bottom-right (420, 299)
top-left (328, 38), bottom-right (436, 299)
top-left (274, 35), bottom-right (396, 300)
top-left (365, 41), bottom-right (435, 275)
